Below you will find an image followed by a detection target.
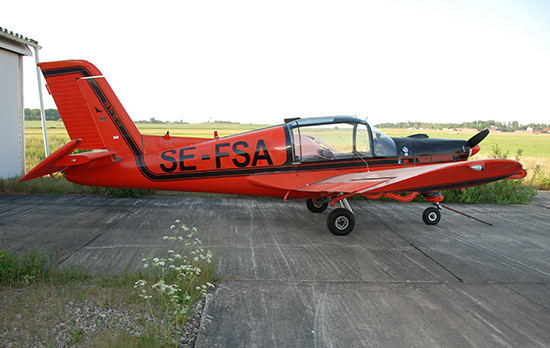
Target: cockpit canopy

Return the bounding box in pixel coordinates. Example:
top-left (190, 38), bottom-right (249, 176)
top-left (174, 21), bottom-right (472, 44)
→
top-left (285, 116), bottom-right (396, 162)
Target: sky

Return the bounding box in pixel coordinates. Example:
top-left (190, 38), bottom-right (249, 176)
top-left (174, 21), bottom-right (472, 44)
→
top-left (2, 0), bottom-right (549, 126)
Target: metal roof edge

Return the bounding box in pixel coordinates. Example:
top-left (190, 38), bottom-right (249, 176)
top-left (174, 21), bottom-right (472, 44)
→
top-left (0, 26), bottom-right (41, 50)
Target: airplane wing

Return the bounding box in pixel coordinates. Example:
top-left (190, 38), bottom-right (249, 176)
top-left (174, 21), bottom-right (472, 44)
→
top-left (246, 159), bottom-right (526, 196)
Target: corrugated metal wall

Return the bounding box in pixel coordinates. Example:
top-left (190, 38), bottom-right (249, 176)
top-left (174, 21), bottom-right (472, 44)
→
top-left (0, 49), bottom-right (25, 179)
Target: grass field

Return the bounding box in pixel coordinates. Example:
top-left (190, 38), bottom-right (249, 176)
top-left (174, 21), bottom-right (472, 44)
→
top-left (23, 121), bottom-right (550, 190)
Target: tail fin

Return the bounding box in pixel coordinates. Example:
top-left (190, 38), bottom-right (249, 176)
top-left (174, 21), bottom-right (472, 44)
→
top-left (39, 60), bottom-right (142, 159)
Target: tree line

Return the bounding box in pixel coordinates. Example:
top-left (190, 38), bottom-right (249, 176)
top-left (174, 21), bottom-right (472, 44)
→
top-left (26, 109), bottom-right (547, 131)
top-left (24, 108), bottom-right (61, 121)
top-left (374, 120), bottom-right (549, 131)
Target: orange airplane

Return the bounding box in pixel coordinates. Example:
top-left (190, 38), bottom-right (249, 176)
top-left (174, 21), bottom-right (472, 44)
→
top-left (20, 60), bottom-right (526, 235)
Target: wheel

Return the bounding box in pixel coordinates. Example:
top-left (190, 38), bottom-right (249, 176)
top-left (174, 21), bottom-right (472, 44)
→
top-left (422, 207), bottom-right (441, 225)
top-left (306, 198), bottom-right (329, 213)
top-left (327, 208), bottom-right (355, 235)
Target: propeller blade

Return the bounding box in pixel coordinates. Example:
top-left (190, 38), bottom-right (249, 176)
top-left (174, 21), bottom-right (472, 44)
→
top-left (468, 129), bottom-right (489, 148)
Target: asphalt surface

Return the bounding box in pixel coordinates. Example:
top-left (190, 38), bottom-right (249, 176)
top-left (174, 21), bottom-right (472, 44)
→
top-left (1, 192), bottom-right (550, 347)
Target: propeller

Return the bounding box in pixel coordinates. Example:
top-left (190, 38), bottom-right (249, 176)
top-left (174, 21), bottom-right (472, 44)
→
top-left (467, 129), bottom-right (489, 148)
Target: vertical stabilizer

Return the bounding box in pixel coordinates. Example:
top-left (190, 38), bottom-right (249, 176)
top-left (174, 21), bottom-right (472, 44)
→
top-left (39, 60), bottom-right (142, 159)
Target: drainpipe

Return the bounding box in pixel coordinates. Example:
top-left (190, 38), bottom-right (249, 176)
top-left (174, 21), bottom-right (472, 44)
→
top-left (34, 46), bottom-right (49, 157)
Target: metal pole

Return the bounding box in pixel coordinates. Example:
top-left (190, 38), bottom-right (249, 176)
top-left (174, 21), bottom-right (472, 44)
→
top-left (34, 46), bottom-right (49, 156)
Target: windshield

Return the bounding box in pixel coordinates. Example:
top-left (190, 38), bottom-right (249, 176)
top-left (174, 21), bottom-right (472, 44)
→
top-left (370, 125), bottom-right (396, 157)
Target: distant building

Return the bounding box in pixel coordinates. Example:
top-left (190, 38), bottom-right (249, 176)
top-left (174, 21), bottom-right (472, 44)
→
top-left (459, 128), bottom-right (480, 132)
top-left (0, 27), bottom-right (39, 179)
top-left (489, 126), bottom-right (507, 133)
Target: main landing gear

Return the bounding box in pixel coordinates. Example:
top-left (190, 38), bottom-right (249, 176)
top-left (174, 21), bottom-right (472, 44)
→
top-left (306, 197), bottom-right (356, 236)
top-left (327, 208), bottom-right (355, 236)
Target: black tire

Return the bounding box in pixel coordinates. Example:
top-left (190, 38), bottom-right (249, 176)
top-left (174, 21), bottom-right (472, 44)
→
top-left (306, 198), bottom-right (329, 213)
top-left (327, 208), bottom-right (355, 235)
top-left (422, 207), bottom-right (441, 225)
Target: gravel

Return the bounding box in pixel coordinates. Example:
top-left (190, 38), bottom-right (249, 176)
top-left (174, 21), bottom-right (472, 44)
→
top-left (0, 286), bottom-right (206, 347)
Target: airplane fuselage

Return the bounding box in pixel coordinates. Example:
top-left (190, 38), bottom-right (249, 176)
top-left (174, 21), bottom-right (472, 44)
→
top-left (65, 117), bottom-right (478, 199)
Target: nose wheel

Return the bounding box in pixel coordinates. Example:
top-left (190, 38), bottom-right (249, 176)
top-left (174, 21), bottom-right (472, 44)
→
top-left (422, 206), bottom-right (441, 225)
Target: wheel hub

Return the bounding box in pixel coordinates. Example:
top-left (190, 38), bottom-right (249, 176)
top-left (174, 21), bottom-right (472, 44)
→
top-left (335, 216), bottom-right (349, 230)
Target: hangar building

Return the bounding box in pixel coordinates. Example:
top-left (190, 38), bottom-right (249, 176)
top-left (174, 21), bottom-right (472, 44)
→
top-left (0, 27), bottom-right (40, 179)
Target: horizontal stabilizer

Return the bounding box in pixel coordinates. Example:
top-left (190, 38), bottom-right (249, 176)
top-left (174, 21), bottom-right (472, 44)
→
top-left (18, 139), bottom-right (81, 182)
top-left (18, 139), bottom-right (117, 182)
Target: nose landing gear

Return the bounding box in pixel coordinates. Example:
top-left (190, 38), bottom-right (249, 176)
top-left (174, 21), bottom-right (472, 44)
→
top-left (421, 191), bottom-right (444, 225)
top-left (422, 204), bottom-right (442, 225)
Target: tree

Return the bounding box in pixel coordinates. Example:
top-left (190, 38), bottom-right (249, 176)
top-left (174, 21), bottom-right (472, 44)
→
top-left (24, 108), bottom-right (61, 121)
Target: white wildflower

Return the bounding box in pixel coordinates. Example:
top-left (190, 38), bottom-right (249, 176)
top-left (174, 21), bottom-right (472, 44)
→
top-left (134, 279), bottom-right (147, 288)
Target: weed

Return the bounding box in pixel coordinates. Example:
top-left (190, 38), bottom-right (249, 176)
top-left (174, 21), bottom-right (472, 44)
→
top-left (98, 187), bottom-right (145, 198)
top-left (0, 248), bottom-right (45, 284)
top-left (134, 221), bottom-right (215, 346)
